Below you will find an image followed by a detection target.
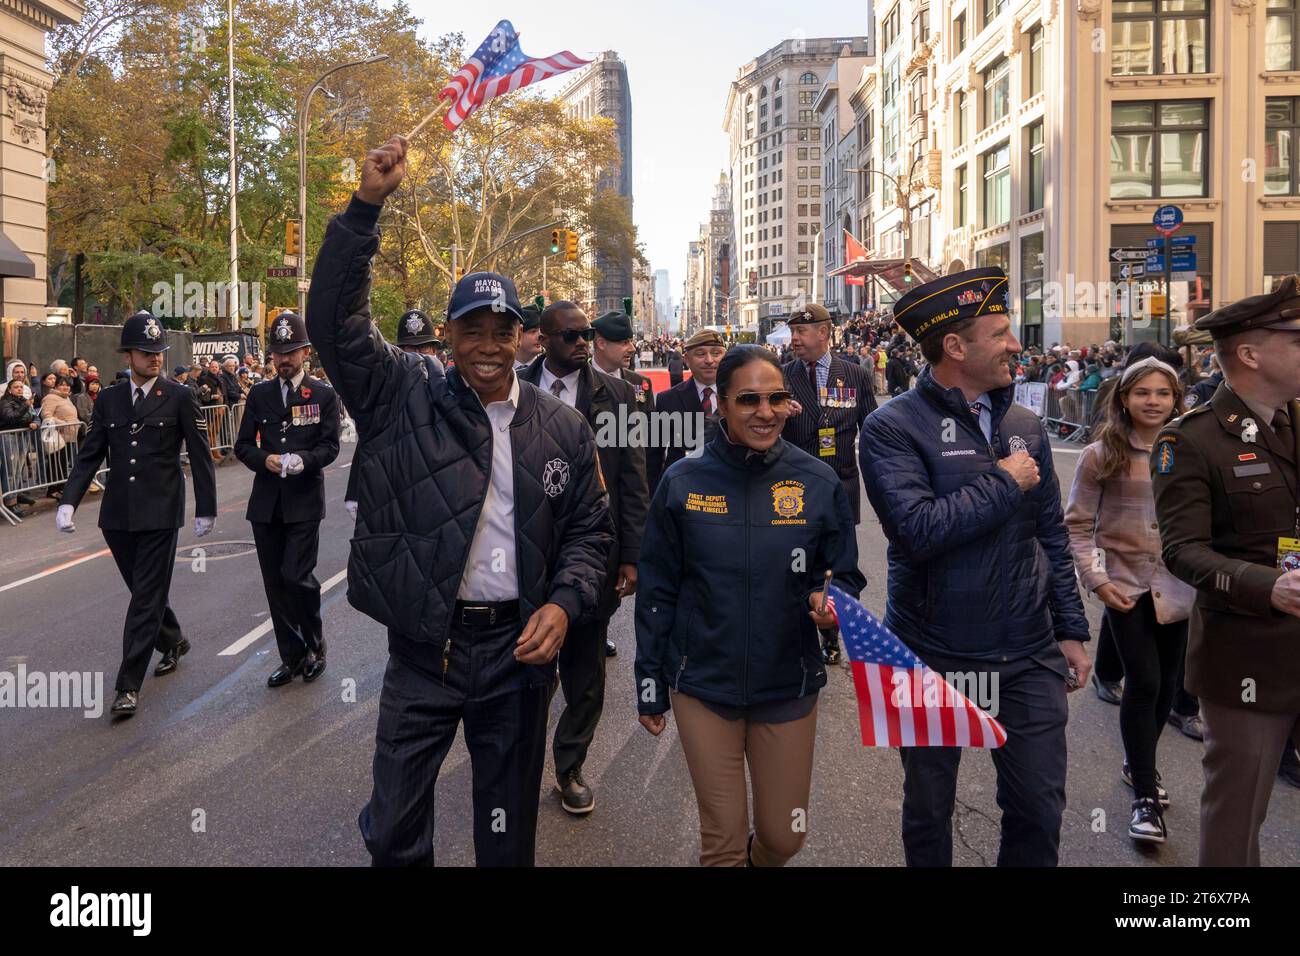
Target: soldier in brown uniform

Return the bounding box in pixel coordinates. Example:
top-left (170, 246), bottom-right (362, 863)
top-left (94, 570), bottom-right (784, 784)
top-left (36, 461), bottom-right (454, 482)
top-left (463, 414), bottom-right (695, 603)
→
top-left (1152, 275), bottom-right (1300, 866)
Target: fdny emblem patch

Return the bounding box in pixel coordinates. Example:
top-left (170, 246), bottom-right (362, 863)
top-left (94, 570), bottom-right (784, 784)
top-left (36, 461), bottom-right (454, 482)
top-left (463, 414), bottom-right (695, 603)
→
top-left (542, 458), bottom-right (570, 497)
top-left (1008, 435), bottom-right (1028, 455)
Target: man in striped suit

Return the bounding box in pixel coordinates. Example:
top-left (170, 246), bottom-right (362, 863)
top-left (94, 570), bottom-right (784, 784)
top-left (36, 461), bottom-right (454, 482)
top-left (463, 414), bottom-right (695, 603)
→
top-left (781, 303), bottom-right (877, 663)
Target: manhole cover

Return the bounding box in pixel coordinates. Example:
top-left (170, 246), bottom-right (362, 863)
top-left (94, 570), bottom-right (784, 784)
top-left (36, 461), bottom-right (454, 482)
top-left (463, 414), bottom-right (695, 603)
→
top-left (175, 539), bottom-right (258, 561)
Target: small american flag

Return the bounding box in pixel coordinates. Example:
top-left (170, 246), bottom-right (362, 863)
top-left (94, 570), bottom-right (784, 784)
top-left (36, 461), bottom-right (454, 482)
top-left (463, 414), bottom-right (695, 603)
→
top-left (828, 584), bottom-right (1007, 749)
top-left (440, 20), bottom-right (591, 131)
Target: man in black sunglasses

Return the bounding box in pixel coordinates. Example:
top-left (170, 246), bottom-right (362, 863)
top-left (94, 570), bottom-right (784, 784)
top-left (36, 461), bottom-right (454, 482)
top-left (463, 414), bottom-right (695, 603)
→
top-left (518, 301), bottom-right (649, 817)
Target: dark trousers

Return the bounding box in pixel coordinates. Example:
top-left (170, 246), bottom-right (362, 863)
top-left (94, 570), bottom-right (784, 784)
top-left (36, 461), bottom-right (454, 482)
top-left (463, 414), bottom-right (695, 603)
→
top-left (1105, 593), bottom-right (1187, 799)
top-left (553, 615), bottom-right (609, 780)
top-left (251, 513), bottom-right (323, 665)
top-left (359, 624), bottom-right (552, 867)
top-left (1094, 615), bottom-right (1124, 684)
top-left (899, 649), bottom-right (1068, 867)
top-left (1171, 653), bottom-right (1200, 718)
top-left (102, 528), bottom-right (183, 692)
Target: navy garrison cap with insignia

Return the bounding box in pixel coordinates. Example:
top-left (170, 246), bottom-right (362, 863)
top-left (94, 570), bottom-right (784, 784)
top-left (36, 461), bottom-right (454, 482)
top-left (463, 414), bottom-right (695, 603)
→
top-left (592, 310), bottom-right (634, 341)
top-left (119, 310), bottom-right (169, 353)
top-left (893, 266), bottom-right (1009, 342)
top-left (396, 309), bottom-right (440, 346)
top-left (1194, 274), bottom-right (1300, 339)
top-left (447, 271), bottom-right (523, 323)
top-left (268, 311), bottom-right (311, 353)
top-left (787, 302), bottom-right (832, 325)
top-left (519, 305), bottom-right (542, 332)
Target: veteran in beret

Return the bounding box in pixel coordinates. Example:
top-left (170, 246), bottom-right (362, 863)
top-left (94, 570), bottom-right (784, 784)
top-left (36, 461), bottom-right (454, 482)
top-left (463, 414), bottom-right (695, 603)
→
top-left (1152, 275), bottom-right (1300, 866)
top-left (858, 267), bottom-right (1090, 867)
top-left (655, 328), bottom-right (727, 481)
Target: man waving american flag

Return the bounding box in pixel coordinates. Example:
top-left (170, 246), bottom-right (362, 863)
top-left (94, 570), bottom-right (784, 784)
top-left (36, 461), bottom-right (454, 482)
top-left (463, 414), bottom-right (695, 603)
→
top-left (440, 20), bottom-right (591, 131)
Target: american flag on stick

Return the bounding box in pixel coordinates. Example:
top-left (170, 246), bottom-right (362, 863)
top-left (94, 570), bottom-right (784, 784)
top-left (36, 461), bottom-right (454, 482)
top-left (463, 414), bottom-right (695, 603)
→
top-left (432, 20), bottom-right (591, 133)
top-left (828, 584), bottom-right (1007, 749)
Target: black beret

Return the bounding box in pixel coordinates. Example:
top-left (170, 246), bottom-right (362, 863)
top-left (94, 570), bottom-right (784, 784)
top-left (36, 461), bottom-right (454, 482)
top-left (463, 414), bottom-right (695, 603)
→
top-left (591, 310), bottom-right (634, 341)
top-left (893, 267), bottom-right (1009, 342)
top-left (1194, 275), bottom-right (1300, 339)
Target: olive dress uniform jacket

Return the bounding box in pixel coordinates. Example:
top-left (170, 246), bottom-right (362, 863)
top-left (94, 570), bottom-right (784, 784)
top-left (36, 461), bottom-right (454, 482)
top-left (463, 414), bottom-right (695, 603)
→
top-left (234, 375), bottom-right (341, 524)
top-left (61, 379), bottom-right (217, 530)
top-left (1152, 385), bottom-right (1300, 713)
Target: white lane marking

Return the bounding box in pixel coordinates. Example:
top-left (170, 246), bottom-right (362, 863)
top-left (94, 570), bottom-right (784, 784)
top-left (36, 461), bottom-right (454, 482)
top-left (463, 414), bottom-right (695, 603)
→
top-left (0, 548), bottom-right (111, 594)
top-left (1051, 445), bottom-right (1083, 455)
top-left (218, 568), bottom-right (348, 655)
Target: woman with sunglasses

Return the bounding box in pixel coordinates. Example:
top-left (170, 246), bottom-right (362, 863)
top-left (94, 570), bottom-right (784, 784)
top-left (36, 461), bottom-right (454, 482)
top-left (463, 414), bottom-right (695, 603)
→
top-left (635, 345), bottom-right (865, 866)
top-left (1064, 356), bottom-right (1194, 845)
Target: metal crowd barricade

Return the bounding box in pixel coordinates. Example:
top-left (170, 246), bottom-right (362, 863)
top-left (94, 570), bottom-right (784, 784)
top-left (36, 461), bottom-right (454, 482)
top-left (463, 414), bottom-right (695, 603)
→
top-left (0, 420), bottom-right (95, 526)
top-left (181, 402), bottom-right (245, 465)
top-left (1041, 386), bottom-right (1096, 444)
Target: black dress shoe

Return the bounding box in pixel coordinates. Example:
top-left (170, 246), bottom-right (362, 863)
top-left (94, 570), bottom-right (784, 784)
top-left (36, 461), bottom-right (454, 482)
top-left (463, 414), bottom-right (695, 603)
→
top-left (1167, 710), bottom-right (1204, 741)
top-left (154, 637), bottom-right (191, 676)
top-left (1092, 671), bottom-right (1122, 705)
top-left (302, 653), bottom-right (327, 683)
top-left (605, 639), bottom-right (617, 658)
top-left (557, 769), bottom-right (595, 814)
top-left (1279, 747), bottom-right (1300, 789)
top-left (110, 691), bottom-right (138, 717)
top-left (267, 659), bottom-right (305, 687)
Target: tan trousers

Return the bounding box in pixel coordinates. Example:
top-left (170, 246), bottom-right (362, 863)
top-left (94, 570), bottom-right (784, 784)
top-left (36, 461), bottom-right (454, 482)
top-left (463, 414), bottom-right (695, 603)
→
top-left (1199, 699), bottom-right (1300, 866)
top-left (672, 690), bottom-right (818, 867)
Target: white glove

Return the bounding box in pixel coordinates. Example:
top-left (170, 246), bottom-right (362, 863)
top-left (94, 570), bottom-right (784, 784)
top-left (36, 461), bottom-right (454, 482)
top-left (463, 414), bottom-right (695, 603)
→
top-left (345, 500), bottom-right (358, 519)
top-left (194, 515), bottom-right (214, 537)
top-left (55, 504), bottom-right (75, 532)
top-left (278, 452), bottom-right (304, 476)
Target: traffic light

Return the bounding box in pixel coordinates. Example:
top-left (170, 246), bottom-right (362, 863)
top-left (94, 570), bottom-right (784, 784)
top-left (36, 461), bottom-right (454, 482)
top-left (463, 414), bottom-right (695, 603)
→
top-left (534, 295), bottom-right (545, 311)
top-left (622, 296), bottom-right (633, 318)
top-left (903, 259), bottom-right (913, 285)
top-left (550, 229), bottom-right (562, 255)
top-left (565, 230), bottom-right (579, 262)
top-left (285, 219), bottom-right (301, 257)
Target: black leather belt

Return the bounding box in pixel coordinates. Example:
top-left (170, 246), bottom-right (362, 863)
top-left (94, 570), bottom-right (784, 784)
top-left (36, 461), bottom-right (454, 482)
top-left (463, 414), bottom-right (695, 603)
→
top-left (454, 600), bottom-right (520, 628)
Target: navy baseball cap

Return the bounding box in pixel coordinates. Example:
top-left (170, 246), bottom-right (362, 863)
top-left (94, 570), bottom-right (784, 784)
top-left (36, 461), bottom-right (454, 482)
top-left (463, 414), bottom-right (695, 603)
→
top-left (447, 271), bottom-right (524, 323)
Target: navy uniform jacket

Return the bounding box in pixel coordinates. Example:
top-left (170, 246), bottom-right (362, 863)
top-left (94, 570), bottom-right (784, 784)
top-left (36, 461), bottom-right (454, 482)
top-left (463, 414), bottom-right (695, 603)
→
top-left (781, 354), bottom-right (877, 522)
top-left (62, 378), bottom-right (217, 530)
top-left (234, 375), bottom-right (341, 524)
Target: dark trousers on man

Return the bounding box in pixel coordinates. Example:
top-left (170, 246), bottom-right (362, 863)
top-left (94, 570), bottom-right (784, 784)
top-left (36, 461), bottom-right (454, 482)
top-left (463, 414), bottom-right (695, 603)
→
top-left (553, 616), bottom-right (609, 780)
top-left (359, 615), bottom-right (552, 867)
top-left (898, 649), bottom-right (1069, 867)
top-left (103, 528), bottom-right (183, 692)
top-left (251, 507), bottom-right (323, 665)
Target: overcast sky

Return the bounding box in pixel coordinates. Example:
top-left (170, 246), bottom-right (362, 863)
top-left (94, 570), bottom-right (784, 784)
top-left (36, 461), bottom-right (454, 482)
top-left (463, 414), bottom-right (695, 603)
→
top-left (410, 2), bottom-right (871, 293)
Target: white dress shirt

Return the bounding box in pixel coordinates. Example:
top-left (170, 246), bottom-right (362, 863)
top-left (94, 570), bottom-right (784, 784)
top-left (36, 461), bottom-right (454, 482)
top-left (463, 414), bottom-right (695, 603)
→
top-left (457, 372), bottom-right (521, 601)
top-left (130, 376), bottom-right (159, 404)
top-left (538, 363), bottom-right (582, 408)
top-left (279, 368), bottom-right (306, 405)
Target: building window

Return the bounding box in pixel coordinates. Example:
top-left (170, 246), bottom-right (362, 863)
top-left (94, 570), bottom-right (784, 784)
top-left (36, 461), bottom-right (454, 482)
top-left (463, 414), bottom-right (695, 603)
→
top-left (957, 164), bottom-right (969, 226)
top-left (955, 12), bottom-right (967, 52)
top-left (984, 0), bottom-right (1009, 27)
top-left (1020, 232), bottom-right (1045, 349)
top-left (910, 74), bottom-right (926, 115)
top-left (1264, 221), bottom-right (1300, 288)
top-left (1027, 120), bottom-right (1045, 210)
top-left (799, 110), bottom-right (816, 123)
top-left (811, 185), bottom-right (821, 197)
top-left (1269, 0), bottom-right (1300, 71)
top-left (800, 72), bottom-right (819, 85)
top-left (798, 147), bottom-right (808, 160)
top-left (799, 90), bottom-right (816, 105)
top-left (955, 90), bottom-right (969, 146)
top-left (1110, 99), bottom-right (1209, 198)
top-left (1028, 26), bottom-right (1044, 96)
top-left (882, 4), bottom-right (903, 47)
top-left (983, 58), bottom-right (1011, 127)
top-left (912, 6), bottom-right (931, 47)
top-left (1266, 97), bottom-right (1299, 195)
top-left (983, 140), bottom-right (1011, 226)
top-left (1112, 0), bottom-right (1210, 76)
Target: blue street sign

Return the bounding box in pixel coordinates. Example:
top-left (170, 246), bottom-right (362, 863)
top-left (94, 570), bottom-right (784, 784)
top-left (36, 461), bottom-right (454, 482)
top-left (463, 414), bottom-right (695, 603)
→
top-left (1153, 204), bottom-right (1183, 234)
top-left (1146, 255), bottom-right (1164, 271)
top-left (1171, 251), bottom-right (1196, 271)
top-left (1147, 235), bottom-right (1196, 250)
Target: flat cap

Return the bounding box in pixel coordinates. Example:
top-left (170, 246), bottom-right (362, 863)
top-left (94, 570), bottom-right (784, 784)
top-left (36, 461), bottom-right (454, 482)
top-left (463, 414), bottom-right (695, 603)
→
top-left (683, 329), bottom-right (725, 350)
top-left (591, 310), bottom-right (634, 341)
top-left (787, 302), bottom-right (832, 325)
top-left (893, 266), bottom-right (1009, 342)
top-left (1194, 275), bottom-right (1300, 339)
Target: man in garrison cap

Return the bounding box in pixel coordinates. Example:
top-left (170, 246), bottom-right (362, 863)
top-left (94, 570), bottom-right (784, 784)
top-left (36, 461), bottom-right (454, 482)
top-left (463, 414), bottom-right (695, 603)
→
top-left (1152, 275), bottom-right (1300, 866)
top-left (514, 305), bottom-right (545, 372)
top-left (592, 309), bottom-right (662, 496)
top-left (654, 328), bottom-right (726, 483)
top-left (56, 310), bottom-right (219, 718)
top-left (235, 311), bottom-right (340, 687)
top-left (858, 267), bottom-right (1090, 866)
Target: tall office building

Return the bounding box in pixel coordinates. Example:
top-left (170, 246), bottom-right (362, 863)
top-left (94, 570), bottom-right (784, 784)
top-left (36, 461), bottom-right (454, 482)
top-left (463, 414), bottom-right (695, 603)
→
top-left (558, 51), bottom-right (634, 315)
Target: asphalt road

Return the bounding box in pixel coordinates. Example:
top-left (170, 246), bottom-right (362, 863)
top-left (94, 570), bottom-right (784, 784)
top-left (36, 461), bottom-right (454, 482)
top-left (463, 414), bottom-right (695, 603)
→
top-left (1, 429), bottom-right (1297, 867)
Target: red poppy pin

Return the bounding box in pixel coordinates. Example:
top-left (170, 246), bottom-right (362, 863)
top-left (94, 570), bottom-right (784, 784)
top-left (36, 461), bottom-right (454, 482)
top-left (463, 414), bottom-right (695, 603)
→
top-left (155, 389), bottom-right (162, 397)
top-left (300, 387), bottom-right (312, 399)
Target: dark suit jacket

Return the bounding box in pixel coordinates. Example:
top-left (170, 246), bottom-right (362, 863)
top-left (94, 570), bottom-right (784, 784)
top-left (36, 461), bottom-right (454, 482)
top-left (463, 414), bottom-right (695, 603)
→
top-left (781, 354), bottom-right (877, 523)
top-left (235, 375), bottom-right (341, 523)
top-left (667, 351), bottom-right (685, 386)
top-left (219, 370), bottom-right (243, 405)
top-left (617, 365), bottom-right (662, 493)
top-left (519, 357), bottom-right (649, 617)
top-left (655, 378), bottom-right (720, 482)
top-left (62, 378), bottom-right (217, 530)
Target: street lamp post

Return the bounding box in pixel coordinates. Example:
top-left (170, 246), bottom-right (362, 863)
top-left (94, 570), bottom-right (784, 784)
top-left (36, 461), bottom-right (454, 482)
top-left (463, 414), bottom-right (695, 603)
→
top-left (846, 152), bottom-right (927, 283)
top-left (298, 54), bottom-right (390, 318)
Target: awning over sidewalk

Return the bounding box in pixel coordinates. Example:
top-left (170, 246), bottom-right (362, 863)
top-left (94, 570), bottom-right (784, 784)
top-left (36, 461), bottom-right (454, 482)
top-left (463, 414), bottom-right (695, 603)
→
top-left (827, 256), bottom-right (939, 293)
top-left (0, 229), bottom-right (36, 278)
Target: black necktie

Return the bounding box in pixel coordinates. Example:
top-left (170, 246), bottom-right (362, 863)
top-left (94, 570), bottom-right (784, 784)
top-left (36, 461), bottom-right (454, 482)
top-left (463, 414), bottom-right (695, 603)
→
top-left (134, 386), bottom-right (144, 406)
top-left (807, 363), bottom-right (819, 405)
top-left (1273, 408), bottom-right (1294, 451)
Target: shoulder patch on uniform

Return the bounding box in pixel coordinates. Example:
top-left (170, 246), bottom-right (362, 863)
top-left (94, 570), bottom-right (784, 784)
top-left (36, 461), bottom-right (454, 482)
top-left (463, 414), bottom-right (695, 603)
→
top-left (1183, 393), bottom-right (1199, 409)
top-left (1155, 440), bottom-right (1176, 474)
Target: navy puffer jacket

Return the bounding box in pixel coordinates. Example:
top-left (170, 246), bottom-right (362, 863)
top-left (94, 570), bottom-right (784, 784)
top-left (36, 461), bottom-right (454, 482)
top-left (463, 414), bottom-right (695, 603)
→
top-left (858, 365), bottom-right (1088, 662)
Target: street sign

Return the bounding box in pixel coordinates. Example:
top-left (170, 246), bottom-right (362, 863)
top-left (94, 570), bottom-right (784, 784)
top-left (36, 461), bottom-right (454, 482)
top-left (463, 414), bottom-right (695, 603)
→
top-left (1153, 204), bottom-right (1183, 236)
top-left (1147, 235), bottom-right (1195, 249)
top-left (1110, 246), bottom-right (1148, 262)
top-left (297, 279), bottom-right (310, 292)
top-left (1145, 255), bottom-right (1164, 271)
top-left (1170, 251), bottom-right (1196, 271)
top-left (1171, 270), bottom-right (1197, 282)
top-left (267, 267), bottom-right (298, 278)
top-left (1120, 263), bottom-right (1146, 279)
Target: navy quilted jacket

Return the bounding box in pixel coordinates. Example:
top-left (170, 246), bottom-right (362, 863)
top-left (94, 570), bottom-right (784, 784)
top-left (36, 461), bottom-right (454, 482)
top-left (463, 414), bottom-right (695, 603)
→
top-left (858, 365), bottom-right (1088, 662)
top-left (307, 196), bottom-right (614, 664)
